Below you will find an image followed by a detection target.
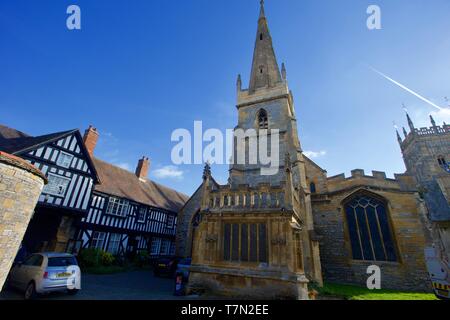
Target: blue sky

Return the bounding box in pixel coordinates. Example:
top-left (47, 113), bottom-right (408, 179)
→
top-left (1, 0), bottom-right (450, 196)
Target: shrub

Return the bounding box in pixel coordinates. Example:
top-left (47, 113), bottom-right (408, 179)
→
top-left (100, 251), bottom-right (115, 266)
top-left (134, 250), bottom-right (150, 267)
top-left (78, 248), bottom-right (101, 268)
top-left (78, 248), bottom-right (115, 268)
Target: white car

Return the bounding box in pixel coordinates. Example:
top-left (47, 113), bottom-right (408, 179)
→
top-left (7, 252), bottom-right (81, 299)
top-left (425, 247), bottom-right (449, 300)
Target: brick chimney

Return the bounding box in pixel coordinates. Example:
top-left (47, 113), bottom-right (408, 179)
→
top-left (135, 156), bottom-right (150, 180)
top-left (83, 125), bottom-right (99, 157)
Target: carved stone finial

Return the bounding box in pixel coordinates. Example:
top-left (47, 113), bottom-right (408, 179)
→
top-left (203, 162), bottom-right (211, 180)
top-left (281, 63), bottom-right (287, 80)
top-left (403, 105), bottom-right (415, 131)
top-left (430, 114), bottom-right (437, 127)
top-left (396, 129), bottom-right (402, 145)
top-left (402, 127), bottom-right (408, 138)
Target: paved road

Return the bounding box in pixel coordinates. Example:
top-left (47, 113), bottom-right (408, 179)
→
top-left (0, 270), bottom-right (193, 300)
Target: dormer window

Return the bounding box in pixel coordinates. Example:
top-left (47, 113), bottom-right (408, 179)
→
top-left (258, 109), bottom-right (268, 129)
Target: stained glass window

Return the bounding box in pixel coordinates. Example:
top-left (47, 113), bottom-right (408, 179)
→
top-left (344, 194), bottom-right (397, 262)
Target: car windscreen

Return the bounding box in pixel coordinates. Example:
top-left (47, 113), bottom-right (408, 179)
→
top-left (47, 256), bottom-right (78, 267)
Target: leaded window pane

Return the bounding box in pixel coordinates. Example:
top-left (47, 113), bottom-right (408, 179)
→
top-left (232, 224), bottom-right (239, 261)
top-left (366, 206), bottom-right (386, 261)
top-left (249, 224), bottom-right (258, 262)
top-left (355, 206), bottom-right (374, 261)
top-left (224, 224), bottom-right (231, 261)
top-left (345, 194), bottom-right (397, 262)
top-left (258, 223), bottom-right (267, 262)
top-left (345, 206), bottom-right (363, 260)
top-left (223, 222), bottom-right (268, 264)
top-left (376, 205), bottom-right (397, 262)
top-left (241, 224), bottom-right (248, 262)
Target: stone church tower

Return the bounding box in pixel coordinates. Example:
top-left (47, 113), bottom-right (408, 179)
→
top-left (187, 1), bottom-right (323, 299)
top-left (397, 113), bottom-right (450, 263)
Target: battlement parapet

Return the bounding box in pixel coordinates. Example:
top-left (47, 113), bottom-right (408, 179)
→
top-left (327, 169), bottom-right (411, 183)
top-left (400, 123), bottom-right (450, 149)
top-left (328, 170), bottom-right (394, 182)
top-left (415, 124), bottom-right (450, 136)
top-left (324, 169), bottom-right (418, 194)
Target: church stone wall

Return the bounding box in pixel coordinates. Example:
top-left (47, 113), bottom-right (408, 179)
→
top-left (311, 172), bottom-right (431, 292)
top-left (176, 186), bottom-right (203, 258)
top-left (304, 157), bottom-right (328, 194)
top-left (0, 152), bottom-right (46, 291)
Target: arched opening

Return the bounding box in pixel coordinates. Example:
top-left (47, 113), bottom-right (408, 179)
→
top-left (310, 182), bottom-right (316, 194)
top-left (343, 191), bottom-right (397, 262)
top-left (257, 109), bottom-right (268, 129)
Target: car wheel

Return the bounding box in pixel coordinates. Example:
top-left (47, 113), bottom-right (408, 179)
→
top-left (67, 289), bottom-right (79, 296)
top-left (24, 282), bottom-right (37, 300)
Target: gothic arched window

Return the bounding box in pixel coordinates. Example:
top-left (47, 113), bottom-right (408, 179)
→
top-left (258, 109), bottom-right (268, 129)
top-left (344, 193), bottom-right (397, 262)
top-left (310, 182), bottom-right (316, 194)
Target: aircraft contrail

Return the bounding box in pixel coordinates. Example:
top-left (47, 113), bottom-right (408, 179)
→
top-left (370, 66), bottom-right (445, 111)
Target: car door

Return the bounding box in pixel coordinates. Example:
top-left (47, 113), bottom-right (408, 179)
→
top-left (14, 254), bottom-right (42, 291)
top-left (10, 255), bottom-right (33, 290)
top-left (24, 254), bottom-right (44, 289)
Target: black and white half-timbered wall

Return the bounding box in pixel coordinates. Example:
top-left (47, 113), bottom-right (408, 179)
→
top-left (75, 127), bottom-right (188, 258)
top-left (0, 124), bottom-right (188, 259)
top-left (79, 191), bottom-right (178, 257)
top-left (0, 125), bottom-right (99, 253)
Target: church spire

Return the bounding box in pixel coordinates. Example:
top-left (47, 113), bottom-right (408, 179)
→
top-left (396, 129), bottom-right (402, 145)
top-left (259, 0), bottom-right (266, 20)
top-left (403, 104), bottom-right (415, 132)
top-left (248, 0), bottom-right (282, 92)
top-left (406, 112), bottom-right (415, 132)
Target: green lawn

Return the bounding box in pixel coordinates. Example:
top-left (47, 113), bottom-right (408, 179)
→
top-left (317, 283), bottom-right (438, 300)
